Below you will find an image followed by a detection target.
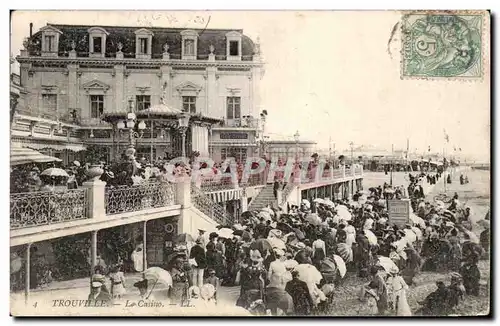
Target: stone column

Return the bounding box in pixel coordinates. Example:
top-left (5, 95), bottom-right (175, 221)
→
top-left (90, 230), bottom-right (98, 273)
top-left (83, 178), bottom-right (106, 219)
top-left (142, 221), bottom-right (148, 271)
top-left (24, 243), bottom-right (32, 305)
top-left (176, 179), bottom-right (192, 235)
top-left (206, 66), bottom-right (217, 117)
top-left (68, 64), bottom-right (78, 115)
top-left (114, 65), bottom-right (125, 112)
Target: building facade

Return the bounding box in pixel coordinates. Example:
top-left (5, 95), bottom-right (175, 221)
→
top-left (14, 23), bottom-right (264, 164)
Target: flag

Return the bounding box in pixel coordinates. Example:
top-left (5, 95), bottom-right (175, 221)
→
top-left (454, 146), bottom-right (457, 152)
top-left (444, 129), bottom-right (450, 143)
top-left (428, 146), bottom-right (431, 152)
top-left (459, 147), bottom-right (462, 151)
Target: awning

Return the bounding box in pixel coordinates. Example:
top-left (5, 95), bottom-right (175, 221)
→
top-left (11, 140), bottom-right (87, 152)
top-left (209, 142), bottom-right (257, 147)
top-left (10, 147), bottom-right (62, 166)
top-left (208, 189), bottom-right (242, 202)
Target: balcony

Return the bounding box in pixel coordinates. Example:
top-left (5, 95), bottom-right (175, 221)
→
top-left (14, 107), bottom-right (81, 126)
top-left (218, 116), bottom-right (260, 129)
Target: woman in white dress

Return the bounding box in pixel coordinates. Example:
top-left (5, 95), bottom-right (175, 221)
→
top-left (390, 270), bottom-right (411, 316)
top-left (109, 264), bottom-right (126, 300)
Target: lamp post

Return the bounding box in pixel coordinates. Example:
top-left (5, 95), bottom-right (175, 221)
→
top-left (116, 99), bottom-right (146, 153)
top-left (294, 130), bottom-right (300, 161)
top-left (178, 112), bottom-right (190, 159)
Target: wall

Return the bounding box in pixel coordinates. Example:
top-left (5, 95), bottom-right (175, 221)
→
top-left (185, 206), bottom-right (219, 238)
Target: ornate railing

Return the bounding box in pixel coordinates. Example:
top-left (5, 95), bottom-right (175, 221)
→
top-left (10, 189), bottom-right (88, 229)
top-left (190, 186), bottom-right (233, 225)
top-left (105, 182), bottom-right (176, 215)
top-left (200, 175), bottom-right (235, 192)
top-left (354, 166), bottom-right (363, 176)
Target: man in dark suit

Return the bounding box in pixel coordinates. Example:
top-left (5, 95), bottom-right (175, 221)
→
top-left (189, 238), bottom-right (207, 288)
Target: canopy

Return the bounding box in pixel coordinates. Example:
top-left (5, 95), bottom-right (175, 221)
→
top-left (10, 147), bottom-right (62, 166)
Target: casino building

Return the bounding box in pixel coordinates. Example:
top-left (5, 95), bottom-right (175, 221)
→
top-left (13, 23), bottom-right (265, 163)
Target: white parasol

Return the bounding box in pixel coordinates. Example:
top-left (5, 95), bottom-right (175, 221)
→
top-left (336, 209), bottom-right (352, 221)
top-left (143, 267), bottom-right (173, 299)
top-left (294, 264), bottom-right (323, 285)
top-left (332, 255), bottom-right (347, 278)
top-left (217, 228), bottom-right (234, 239)
top-left (377, 256), bottom-right (399, 273)
top-left (364, 229), bottom-right (378, 246)
top-left (268, 237), bottom-right (286, 250)
top-left (305, 213), bottom-right (322, 226)
top-left (403, 229), bottom-right (417, 243)
top-left (313, 198), bottom-right (325, 204)
top-left (323, 198), bottom-right (335, 207)
top-left (411, 227), bottom-right (423, 240)
top-left (40, 167), bottom-right (69, 178)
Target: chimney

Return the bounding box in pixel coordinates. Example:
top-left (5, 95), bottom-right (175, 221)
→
top-left (29, 23), bottom-right (33, 38)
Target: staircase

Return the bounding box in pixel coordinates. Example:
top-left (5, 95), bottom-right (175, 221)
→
top-left (190, 185), bottom-right (234, 226)
top-left (248, 184), bottom-right (276, 211)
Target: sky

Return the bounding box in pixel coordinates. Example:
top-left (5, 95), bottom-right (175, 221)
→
top-left (10, 11), bottom-right (491, 162)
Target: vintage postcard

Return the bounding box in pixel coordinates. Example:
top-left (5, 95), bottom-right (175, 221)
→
top-left (9, 10), bottom-right (491, 317)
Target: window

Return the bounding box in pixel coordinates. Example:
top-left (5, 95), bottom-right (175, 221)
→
top-left (139, 38), bottom-right (148, 54)
top-left (182, 96), bottom-right (196, 114)
top-left (90, 95), bottom-right (104, 118)
top-left (221, 148), bottom-right (247, 162)
top-left (136, 95), bottom-right (151, 111)
top-left (44, 35), bottom-right (55, 52)
top-left (42, 94), bottom-right (57, 112)
top-left (184, 39), bottom-right (195, 56)
top-left (226, 97), bottom-right (241, 119)
top-left (229, 41), bottom-right (239, 56)
top-left (93, 37), bottom-right (102, 53)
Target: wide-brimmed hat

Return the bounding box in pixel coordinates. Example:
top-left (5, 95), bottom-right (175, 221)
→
top-left (91, 281), bottom-right (103, 288)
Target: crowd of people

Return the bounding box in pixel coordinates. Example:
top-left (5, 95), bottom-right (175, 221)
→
top-left (85, 168), bottom-right (489, 316)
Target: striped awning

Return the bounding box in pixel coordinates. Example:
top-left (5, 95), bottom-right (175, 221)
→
top-left (11, 140), bottom-right (87, 152)
top-left (209, 189), bottom-right (242, 203)
top-left (209, 142), bottom-right (257, 147)
top-left (10, 147), bottom-right (62, 166)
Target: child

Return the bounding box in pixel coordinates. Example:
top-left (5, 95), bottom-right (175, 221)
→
top-left (204, 269), bottom-right (220, 303)
top-left (109, 264), bottom-right (126, 300)
top-left (187, 286), bottom-right (202, 307)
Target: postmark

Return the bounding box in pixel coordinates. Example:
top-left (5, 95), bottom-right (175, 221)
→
top-left (401, 11), bottom-right (485, 79)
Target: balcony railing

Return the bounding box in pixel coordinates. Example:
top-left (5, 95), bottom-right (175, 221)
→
top-left (10, 189), bottom-right (88, 229)
top-left (200, 175), bottom-right (235, 192)
top-left (15, 107), bottom-right (81, 125)
top-left (105, 182), bottom-right (176, 215)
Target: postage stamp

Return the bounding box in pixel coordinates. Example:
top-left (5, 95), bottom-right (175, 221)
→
top-left (401, 12), bottom-right (485, 79)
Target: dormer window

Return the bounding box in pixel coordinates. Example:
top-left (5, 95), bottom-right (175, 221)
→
top-left (180, 30), bottom-right (199, 60)
top-left (134, 28), bottom-right (153, 59)
top-left (40, 25), bottom-right (63, 57)
top-left (88, 27), bottom-right (109, 58)
top-left (225, 31), bottom-right (242, 61)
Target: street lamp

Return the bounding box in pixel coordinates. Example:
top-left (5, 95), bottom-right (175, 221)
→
top-left (178, 112), bottom-right (190, 158)
top-left (294, 130), bottom-right (300, 161)
top-left (117, 112), bottom-right (146, 150)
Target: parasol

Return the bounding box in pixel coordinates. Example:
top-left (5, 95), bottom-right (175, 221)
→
top-left (335, 243), bottom-right (353, 263)
top-left (332, 255), bottom-right (347, 278)
top-left (336, 209), bottom-right (352, 221)
top-left (233, 223), bottom-right (245, 231)
top-left (319, 257), bottom-right (337, 274)
top-left (268, 237), bottom-right (286, 250)
top-left (276, 222), bottom-right (294, 234)
top-left (233, 229), bottom-right (251, 238)
top-left (403, 229), bottom-right (417, 243)
top-left (200, 283), bottom-right (216, 300)
top-left (305, 213), bottom-right (322, 226)
top-left (323, 198), bottom-right (335, 207)
top-left (174, 233), bottom-right (194, 244)
top-left (40, 167), bottom-right (69, 178)
top-left (364, 229), bottom-right (378, 246)
top-left (268, 229), bottom-right (283, 239)
top-left (142, 266), bottom-right (173, 299)
top-left (294, 264), bottom-right (323, 285)
top-left (377, 256), bottom-right (399, 273)
top-left (313, 198), bottom-right (325, 204)
top-left (250, 239), bottom-right (273, 256)
top-left (217, 228), bottom-right (234, 239)
top-left (411, 227), bottom-right (423, 240)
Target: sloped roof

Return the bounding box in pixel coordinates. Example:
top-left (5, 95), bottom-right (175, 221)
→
top-left (29, 23), bottom-right (256, 60)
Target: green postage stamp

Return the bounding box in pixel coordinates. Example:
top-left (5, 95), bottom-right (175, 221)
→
top-left (401, 12), bottom-right (486, 79)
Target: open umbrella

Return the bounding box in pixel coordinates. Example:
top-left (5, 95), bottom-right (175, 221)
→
top-left (364, 229), bottom-right (378, 246)
top-left (313, 198), bottom-right (325, 204)
top-left (335, 243), bottom-right (353, 263)
top-left (268, 237), bottom-right (286, 250)
top-left (143, 266), bottom-right (173, 299)
top-left (40, 167), bottom-right (68, 177)
top-left (294, 264), bottom-right (323, 285)
top-left (250, 239), bottom-right (273, 256)
top-left (276, 222), bottom-right (293, 234)
top-left (376, 256), bottom-right (399, 273)
top-left (305, 213), bottom-right (322, 226)
top-left (174, 233), bottom-right (194, 244)
top-left (217, 228), bottom-right (234, 239)
top-left (332, 255), bottom-right (347, 278)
